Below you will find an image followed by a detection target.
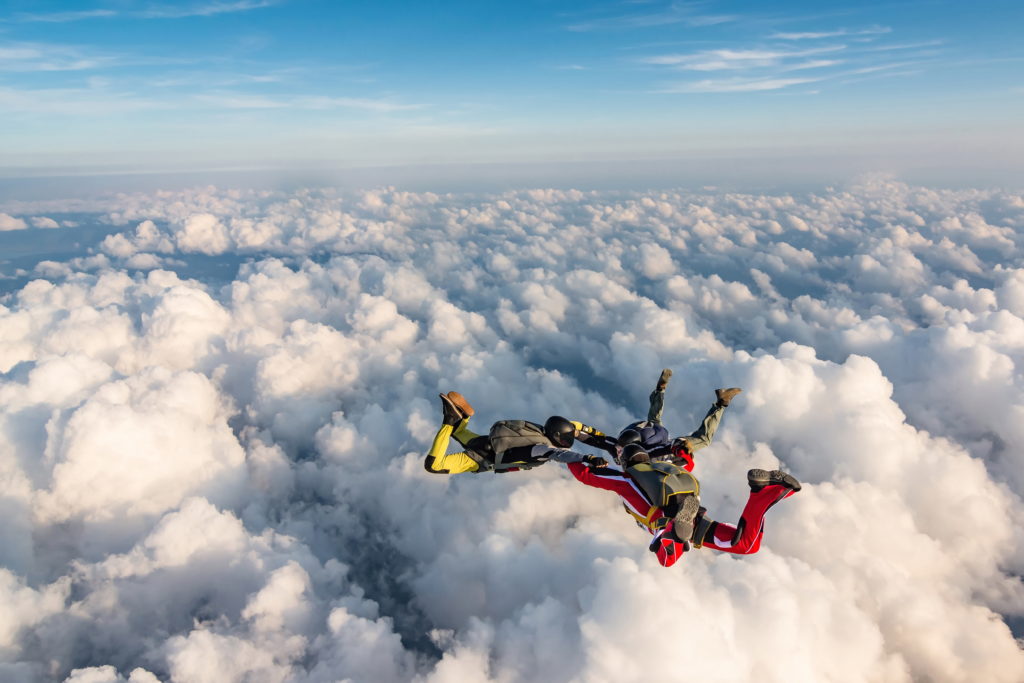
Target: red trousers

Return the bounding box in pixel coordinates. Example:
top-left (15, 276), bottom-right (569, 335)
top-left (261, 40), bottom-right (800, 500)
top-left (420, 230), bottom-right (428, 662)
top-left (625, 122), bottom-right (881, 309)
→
top-left (702, 484), bottom-right (796, 554)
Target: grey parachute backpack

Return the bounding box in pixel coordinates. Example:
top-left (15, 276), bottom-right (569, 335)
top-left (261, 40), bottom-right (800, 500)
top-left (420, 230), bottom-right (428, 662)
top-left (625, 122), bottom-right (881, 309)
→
top-left (627, 460), bottom-right (702, 540)
top-left (488, 420), bottom-right (552, 471)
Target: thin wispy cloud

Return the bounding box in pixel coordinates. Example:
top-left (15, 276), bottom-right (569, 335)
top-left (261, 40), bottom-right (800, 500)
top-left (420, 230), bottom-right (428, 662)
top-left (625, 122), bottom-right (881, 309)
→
top-left (12, 1), bottom-right (282, 22)
top-left (0, 85), bottom-right (162, 114)
top-left (0, 42), bottom-right (112, 72)
top-left (781, 59), bottom-right (843, 72)
top-left (640, 20), bottom-right (948, 97)
top-left (297, 95), bottom-right (425, 112)
top-left (641, 45), bottom-right (846, 70)
top-left (662, 76), bottom-right (822, 92)
top-left (195, 92), bottom-right (424, 112)
top-left (13, 9), bottom-right (117, 23)
top-left (137, 1), bottom-right (281, 19)
top-left (194, 92), bottom-right (284, 109)
top-left (770, 26), bottom-right (891, 40)
top-left (863, 40), bottom-right (945, 52)
top-left (568, 1), bottom-right (735, 32)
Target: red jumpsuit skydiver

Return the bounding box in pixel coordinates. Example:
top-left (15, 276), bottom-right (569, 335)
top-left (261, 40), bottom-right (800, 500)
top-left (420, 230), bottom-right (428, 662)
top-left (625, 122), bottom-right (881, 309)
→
top-left (566, 459), bottom-right (798, 566)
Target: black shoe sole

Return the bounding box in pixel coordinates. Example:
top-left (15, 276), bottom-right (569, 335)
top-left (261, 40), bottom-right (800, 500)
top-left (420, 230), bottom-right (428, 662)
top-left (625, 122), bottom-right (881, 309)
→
top-left (671, 494), bottom-right (701, 542)
top-left (748, 468), bottom-right (801, 492)
top-left (439, 394), bottom-right (466, 424)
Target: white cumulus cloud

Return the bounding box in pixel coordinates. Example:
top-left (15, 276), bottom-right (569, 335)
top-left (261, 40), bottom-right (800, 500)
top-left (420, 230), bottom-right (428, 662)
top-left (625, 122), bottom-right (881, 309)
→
top-left (0, 177), bottom-right (1023, 681)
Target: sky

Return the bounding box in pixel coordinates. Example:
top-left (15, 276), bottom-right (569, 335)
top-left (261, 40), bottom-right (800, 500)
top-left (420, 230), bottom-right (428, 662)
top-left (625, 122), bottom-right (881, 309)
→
top-left (1, 0), bottom-right (1023, 187)
top-left (2, 177), bottom-right (1024, 681)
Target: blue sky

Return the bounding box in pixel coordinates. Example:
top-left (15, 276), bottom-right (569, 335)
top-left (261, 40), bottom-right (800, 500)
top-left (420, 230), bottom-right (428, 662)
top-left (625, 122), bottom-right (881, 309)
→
top-left (1, 0), bottom-right (1023, 185)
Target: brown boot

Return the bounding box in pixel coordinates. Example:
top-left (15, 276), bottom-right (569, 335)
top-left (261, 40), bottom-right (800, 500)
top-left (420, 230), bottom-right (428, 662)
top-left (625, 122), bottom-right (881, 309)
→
top-left (445, 391), bottom-right (474, 417)
top-left (715, 387), bottom-right (742, 407)
top-left (656, 368), bottom-right (673, 392)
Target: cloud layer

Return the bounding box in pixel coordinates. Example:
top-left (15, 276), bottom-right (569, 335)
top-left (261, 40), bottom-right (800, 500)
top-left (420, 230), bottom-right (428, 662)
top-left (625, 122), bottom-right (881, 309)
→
top-left (1, 177), bottom-right (1024, 681)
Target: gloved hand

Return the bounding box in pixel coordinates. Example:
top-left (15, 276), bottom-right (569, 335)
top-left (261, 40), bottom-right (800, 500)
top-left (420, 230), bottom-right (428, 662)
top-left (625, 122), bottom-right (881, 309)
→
top-left (671, 437), bottom-right (692, 455)
top-left (582, 455), bottom-right (606, 467)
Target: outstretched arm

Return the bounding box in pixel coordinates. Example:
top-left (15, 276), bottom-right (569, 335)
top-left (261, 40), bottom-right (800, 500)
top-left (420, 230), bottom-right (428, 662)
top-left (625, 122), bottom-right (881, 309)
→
top-left (570, 421), bottom-right (618, 457)
top-left (567, 462), bottom-right (664, 531)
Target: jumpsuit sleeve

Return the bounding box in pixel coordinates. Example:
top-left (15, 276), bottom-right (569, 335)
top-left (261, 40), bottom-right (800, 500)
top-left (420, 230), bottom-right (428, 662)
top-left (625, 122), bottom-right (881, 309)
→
top-left (571, 421), bottom-right (618, 457)
top-left (567, 462), bottom-right (626, 491)
top-left (543, 446), bottom-right (590, 464)
top-left (570, 420), bottom-right (606, 438)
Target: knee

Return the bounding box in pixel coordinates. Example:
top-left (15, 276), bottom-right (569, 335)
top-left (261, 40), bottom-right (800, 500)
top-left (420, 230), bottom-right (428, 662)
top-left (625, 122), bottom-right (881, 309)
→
top-left (731, 534), bottom-right (763, 555)
top-left (423, 456), bottom-right (447, 474)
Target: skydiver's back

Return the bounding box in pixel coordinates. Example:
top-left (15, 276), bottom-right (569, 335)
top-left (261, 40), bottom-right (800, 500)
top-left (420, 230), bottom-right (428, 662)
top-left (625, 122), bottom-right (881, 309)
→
top-left (620, 420), bottom-right (670, 449)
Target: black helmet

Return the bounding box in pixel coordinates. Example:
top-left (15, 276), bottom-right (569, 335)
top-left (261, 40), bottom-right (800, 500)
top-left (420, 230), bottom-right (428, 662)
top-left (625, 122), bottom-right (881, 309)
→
top-left (543, 415), bottom-right (576, 448)
top-left (617, 428), bottom-right (642, 447)
top-left (620, 443), bottom-right (649, 467)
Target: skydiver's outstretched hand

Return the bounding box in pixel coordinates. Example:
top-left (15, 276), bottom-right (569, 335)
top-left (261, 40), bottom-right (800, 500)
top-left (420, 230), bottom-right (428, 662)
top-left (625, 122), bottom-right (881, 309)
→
top-left (671, 437), bottom-right (691, 455)
top-left (582, 455), bottom-right (607, 467)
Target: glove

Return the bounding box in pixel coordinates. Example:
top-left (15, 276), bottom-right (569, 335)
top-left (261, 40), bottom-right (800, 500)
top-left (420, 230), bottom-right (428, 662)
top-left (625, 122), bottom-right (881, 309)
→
top-left (582, 455), bottom-right (606, 467)
top-left (672, 437), bottom-right (692, 455)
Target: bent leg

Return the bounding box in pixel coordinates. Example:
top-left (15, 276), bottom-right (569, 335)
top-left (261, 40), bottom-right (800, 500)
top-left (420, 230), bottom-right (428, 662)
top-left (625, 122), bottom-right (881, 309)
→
top-left (703, 485), bottom-right (796, 555)
top-left (424, 423), bottom-right (481, 474)
top-left (684, 403), bottom-right (725, 453)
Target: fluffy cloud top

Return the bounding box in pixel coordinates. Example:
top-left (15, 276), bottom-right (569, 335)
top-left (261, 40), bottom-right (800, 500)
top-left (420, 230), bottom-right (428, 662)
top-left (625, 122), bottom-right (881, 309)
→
top-left (1, 176), bottom-right (1023, 682)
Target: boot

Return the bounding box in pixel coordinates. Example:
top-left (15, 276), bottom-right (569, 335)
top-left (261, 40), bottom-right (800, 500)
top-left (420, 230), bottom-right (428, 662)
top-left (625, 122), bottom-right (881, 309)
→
top-left (715, 387), bottom-right (742, 407)
top-left (655, 368), bottom-right (673, 392)
top-left (439, 392), bottom-right (472, 426)
top-left (445, 391), bottom-right (474, 417)
top-left (670, 493), bottom-right (701, 544)
top-left (747, 468), bottom-right (801, 492)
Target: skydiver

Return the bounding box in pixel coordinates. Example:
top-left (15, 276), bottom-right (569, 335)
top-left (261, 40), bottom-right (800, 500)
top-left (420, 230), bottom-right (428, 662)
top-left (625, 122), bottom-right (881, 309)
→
top-left (591, 369), bottom-right (742, 471)
top-left (423, 391), bottom-right (605, 474)
top-left (567, 443), bottom-right (800, 567)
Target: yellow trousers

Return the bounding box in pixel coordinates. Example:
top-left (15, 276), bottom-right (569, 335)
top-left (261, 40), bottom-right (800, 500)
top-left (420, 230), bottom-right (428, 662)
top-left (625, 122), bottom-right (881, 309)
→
top-left (425, 418), bottom-right (484, 474)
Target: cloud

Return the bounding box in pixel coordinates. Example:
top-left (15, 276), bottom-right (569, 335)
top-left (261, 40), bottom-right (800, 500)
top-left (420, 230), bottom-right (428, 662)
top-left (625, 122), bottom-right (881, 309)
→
top-left (1, 177), bottom-right (1024, 680)
top-left (641, 45), bottom-right (846, 70)
top-left (0, 213), bottom-right (27, 231)
top-left (663, 76), bottom-right (823, 92)
top-left (567, 4), bottom-right (735, 32)
top-left (193, 93), bottom-right (425, 112)
top-left (0, 43), bottom-right (112, 73)
top-left (12, 10), bottom-right (118, 23)
top-left (136, 1), bottom-right (281, 20)
top-left (770, 26), bottom-right (892, 41)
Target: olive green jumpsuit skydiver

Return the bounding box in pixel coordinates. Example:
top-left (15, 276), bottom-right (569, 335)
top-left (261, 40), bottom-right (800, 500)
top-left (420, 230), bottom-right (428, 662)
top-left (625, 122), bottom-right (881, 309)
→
top-left (635, 370), bottom-right (741, 463)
